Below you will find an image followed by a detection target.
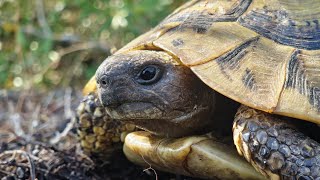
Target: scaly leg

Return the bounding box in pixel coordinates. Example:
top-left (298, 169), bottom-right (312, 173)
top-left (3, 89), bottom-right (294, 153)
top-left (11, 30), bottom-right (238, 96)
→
top-left (233, 105), bottom-right (320, 179)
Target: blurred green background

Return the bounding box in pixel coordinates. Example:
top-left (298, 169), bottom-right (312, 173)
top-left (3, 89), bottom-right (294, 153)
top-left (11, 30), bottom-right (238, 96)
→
top-left (0, 0), bottom-right (187, 90)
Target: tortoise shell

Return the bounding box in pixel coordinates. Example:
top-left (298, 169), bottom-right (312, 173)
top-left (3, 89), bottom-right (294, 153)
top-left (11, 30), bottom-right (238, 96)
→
top-left (84, 0), bottom-right (320, 123)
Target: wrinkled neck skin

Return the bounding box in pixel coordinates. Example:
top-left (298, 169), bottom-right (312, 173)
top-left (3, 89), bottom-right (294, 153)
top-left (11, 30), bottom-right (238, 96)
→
top-left (95, 50), bottom-right (238, 138)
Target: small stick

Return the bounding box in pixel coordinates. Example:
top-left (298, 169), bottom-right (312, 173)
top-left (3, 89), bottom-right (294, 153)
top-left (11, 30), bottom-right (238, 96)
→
top-left (141, 155), bottom-right (158, 180)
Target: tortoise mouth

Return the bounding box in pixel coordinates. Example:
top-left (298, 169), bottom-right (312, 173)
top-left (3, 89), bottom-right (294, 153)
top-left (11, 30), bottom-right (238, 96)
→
top-left (104, 101), bottom-right (217, 137)
top-left (104, 101), bottom-right (162, 120)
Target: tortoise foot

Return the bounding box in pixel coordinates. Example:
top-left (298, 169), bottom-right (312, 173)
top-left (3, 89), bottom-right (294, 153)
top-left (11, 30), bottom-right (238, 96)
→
top-left (233, 106), bottom-right (320, 179)
top-left (76, 93), bottom-right (135, 160)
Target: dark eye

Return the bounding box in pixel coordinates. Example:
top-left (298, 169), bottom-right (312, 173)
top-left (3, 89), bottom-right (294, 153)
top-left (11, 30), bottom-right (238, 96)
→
top-left (136, 65), bottom-right (162, 85)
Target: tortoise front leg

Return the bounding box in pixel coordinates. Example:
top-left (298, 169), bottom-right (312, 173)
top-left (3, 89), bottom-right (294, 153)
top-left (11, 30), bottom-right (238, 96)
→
top-left (233, 106), bottom-right (320, 179)
top-left (76, 93), bottom-right (136, 160)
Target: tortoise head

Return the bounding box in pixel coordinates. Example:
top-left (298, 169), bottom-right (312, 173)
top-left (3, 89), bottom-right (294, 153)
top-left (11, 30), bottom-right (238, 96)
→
top-left (95, 50), bottom-right (216, 137)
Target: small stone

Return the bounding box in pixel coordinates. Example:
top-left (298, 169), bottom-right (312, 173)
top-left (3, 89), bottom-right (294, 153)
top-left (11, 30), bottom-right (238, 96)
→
top-left (259, 145), bottom-right (270, 158)
top-left (242, 131), bottom-right (251, 142)
top-left (2, 176), bottom-right (16, 180)
top-left (267, 152), bottom-right (285, 172)
top-left (279, 144), bottom-right (291, 158)
top-left (267, 137), bottom-right (279, 150)
top-left (290, 145), bottom-right (301, 155)
top-left (256, 130), bottom-right (268, 144)
top-left (32, 148), bottom-right (40, 156)
top-left (248, 121), bottom-right (259, 132)
top-left (16, 167), bottom-right (25, 179)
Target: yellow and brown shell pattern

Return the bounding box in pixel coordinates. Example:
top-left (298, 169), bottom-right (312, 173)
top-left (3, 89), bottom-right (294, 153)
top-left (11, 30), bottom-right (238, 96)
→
top-left (115, 0), bottom-right (320, 124)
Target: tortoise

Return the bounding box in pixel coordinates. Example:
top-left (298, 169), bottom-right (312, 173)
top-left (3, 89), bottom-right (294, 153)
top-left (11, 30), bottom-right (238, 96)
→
top-left (76, 0), bottom-right (320, 179)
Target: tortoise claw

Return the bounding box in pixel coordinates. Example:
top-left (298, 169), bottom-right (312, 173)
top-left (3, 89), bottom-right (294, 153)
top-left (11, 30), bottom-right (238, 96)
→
top-left (233, 106), bottom-right (320, 179)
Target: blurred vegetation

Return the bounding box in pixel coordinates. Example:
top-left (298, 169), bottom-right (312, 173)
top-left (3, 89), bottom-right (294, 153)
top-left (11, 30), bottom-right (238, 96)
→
top-left (0, 0), bottom-right (187, 90)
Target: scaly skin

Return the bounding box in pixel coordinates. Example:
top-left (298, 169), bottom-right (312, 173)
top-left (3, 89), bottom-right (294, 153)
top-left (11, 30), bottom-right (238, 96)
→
top-left (77, 93), bottom-right (265, 179)
top-left (76, 93), bottom-right (135, 160)
top-left (233, 106), bottom-right (320, 180)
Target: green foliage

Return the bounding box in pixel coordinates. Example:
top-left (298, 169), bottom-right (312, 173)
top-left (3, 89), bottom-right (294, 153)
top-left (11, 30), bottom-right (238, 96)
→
top-left (0, 0), bottom-right (187, 89)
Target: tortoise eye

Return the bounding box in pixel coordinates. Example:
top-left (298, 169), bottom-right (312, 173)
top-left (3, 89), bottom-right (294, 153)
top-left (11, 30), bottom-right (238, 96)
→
top-left (136, 65), bottom-right (162, 85)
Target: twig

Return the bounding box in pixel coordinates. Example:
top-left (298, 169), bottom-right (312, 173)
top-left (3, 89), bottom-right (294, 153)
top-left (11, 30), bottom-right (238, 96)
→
top-left (50, 88), bottom-right (76, 144)
top-left (141, 155), bottom-right (158, 180)
top-left (38, 41), bottom-right (110, 81)
top-left (0, 169), bottom-right (14, 176)
top-left (0, 150), bottom-right (36, 180)
top-left (57, 41), bottom-right (109, 57)
top-left (42, 91), bottom-right (55, 112)
top-left (64, 88), bottom-right (73, 119)
top-left (30, 105), bottom-right (41, 135)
